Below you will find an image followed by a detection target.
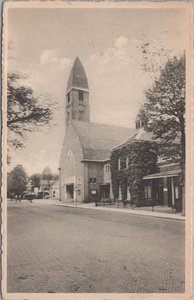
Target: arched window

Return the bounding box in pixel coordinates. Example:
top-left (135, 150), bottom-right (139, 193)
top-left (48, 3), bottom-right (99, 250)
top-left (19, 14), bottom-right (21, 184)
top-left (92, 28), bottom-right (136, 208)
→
top-left (65, 151), bottom-right (76, 177)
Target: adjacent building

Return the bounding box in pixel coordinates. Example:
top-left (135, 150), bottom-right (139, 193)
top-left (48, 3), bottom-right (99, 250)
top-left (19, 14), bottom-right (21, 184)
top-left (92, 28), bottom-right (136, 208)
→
top-left (110, 124), bottom-right (182, 210)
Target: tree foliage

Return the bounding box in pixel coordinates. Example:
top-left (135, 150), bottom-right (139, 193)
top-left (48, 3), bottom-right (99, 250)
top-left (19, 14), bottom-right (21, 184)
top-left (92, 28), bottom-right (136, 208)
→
top-left (139, 55), bottom-right (185, 164)
top-left (30, 173), bottom-right (41, 189)
top-left (7, 164), bottom-right (28, 196)
top-left (41, 167), bottom-right (53, 182)
top-left (110, 141), bottom-right (158, 205)
top-left (7, 72), bottom-right (53, 148)
top-left (140, 41), bottom-right (173, 76)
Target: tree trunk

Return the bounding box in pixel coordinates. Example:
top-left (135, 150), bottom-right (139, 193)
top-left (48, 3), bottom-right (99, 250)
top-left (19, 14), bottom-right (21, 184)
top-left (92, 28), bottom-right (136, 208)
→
top-left (179, 116), bottom-right (185, 216)
top-left (181, 182), bottom-right (185, 216)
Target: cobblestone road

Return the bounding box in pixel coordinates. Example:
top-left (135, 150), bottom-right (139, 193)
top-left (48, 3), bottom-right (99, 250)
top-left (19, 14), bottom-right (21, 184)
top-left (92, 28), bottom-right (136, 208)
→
top-left (7, 201), bottom-right (185, 293)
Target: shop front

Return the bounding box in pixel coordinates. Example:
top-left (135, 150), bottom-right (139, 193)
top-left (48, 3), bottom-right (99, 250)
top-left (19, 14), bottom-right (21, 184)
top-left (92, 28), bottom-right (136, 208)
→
top-left (143, 169), bottom-right (182, 208)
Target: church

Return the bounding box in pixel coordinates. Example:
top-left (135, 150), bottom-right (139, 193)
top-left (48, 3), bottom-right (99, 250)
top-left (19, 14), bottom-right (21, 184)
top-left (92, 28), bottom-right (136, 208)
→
top-left (59, 57), bottom-right (183, 211)
top-left (59, 57), bottom-right (137, 203)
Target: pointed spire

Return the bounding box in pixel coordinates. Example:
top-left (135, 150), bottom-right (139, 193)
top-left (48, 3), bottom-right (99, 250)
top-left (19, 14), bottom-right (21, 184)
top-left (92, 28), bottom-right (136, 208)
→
top-left (66, 57), bottom-right (89, 94)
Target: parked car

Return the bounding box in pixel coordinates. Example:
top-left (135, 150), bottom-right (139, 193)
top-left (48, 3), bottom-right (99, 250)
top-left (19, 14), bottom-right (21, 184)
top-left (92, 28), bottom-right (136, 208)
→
top-left (36, 191), bottom-right (50, 199)
top-left (24, 193), bottom-right (36, 200)
top-left (43, 191), bottom-right (50, 199)
top-left (36, 192), bottom-right (44, 199)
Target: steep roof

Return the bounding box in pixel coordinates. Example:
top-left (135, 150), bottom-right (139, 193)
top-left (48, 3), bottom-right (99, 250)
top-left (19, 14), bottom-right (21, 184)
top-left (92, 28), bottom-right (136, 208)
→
top-left (66, 57), bottom-right (89, 94)
top-left (72, 120), bottom-right (137, 161)
top-left (114, 128), bottom-right (154, 150)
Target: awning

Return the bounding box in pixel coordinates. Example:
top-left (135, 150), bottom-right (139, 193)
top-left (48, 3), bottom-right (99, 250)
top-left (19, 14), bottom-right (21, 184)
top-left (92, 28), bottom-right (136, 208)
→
top-left (143, 169), bottom-right (182, 180)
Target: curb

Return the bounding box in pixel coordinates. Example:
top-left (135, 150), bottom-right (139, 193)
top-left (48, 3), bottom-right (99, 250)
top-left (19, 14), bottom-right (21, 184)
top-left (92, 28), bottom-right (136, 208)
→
top-left (49, 202), bottom-right (185, 221)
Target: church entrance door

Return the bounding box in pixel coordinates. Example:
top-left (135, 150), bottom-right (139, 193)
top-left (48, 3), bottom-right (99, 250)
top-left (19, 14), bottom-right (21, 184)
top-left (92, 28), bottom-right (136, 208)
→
top-left (66, 184), bottom-right (74, 200)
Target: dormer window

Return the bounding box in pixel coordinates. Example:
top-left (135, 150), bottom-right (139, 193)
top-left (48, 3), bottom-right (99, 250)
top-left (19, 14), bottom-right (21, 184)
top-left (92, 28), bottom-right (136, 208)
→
top-left (136, 121), bottom-right (140, 129)
top-left (136, 120), bottom-right (144, 129)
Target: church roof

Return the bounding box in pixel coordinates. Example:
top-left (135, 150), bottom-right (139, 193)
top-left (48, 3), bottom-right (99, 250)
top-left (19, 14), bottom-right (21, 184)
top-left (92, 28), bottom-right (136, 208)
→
top-left (72, 121), bottom-right (137, 161)
top-left (66, 57), bottom-right (89, 94)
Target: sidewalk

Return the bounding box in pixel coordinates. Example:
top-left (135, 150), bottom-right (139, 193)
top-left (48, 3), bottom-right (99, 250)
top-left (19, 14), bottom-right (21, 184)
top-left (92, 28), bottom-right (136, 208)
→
top-left (31, 198), bottom-right (185, 221)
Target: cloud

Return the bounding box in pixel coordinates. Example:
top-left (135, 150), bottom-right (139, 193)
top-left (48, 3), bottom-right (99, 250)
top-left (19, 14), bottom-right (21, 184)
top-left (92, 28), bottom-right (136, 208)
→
top-left (88, 36), bottom-right (137, 66)
top-left (40, 49), bottom-right (72, 69)
top-left (18, 50), bottom-right (72, 100)
top-left (85, 36), bottom-right (150, 128)
top-left (40, 49), bottom-right (58, 65)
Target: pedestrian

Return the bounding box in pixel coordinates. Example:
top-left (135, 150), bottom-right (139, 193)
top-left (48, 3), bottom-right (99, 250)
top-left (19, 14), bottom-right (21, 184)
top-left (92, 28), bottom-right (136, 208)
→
top-left (29, 195), bottom-right (33, 203)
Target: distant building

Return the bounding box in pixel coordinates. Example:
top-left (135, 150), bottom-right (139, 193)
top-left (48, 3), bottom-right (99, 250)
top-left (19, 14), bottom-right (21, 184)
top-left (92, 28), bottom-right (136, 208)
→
top-left (39, 179), bottom-right (56, 195)
top-left (59, 57), bottom-right (136, 203)
top-left (50, 180), bottom-right (59, 199)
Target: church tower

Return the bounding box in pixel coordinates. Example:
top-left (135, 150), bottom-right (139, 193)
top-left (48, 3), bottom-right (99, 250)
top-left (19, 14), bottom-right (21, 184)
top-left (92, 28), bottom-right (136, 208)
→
top-left (65, 57), bottom-right (90, 129)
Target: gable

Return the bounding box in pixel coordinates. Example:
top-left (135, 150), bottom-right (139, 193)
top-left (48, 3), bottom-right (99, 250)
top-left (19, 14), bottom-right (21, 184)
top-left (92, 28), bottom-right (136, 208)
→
top-left (60, 123), bottom-right (84, 165)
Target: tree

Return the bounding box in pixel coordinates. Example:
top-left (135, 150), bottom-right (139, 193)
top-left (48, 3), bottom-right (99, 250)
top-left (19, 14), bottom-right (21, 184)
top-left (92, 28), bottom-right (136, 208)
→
top-left (140, 55), bottom-right (185, 161)
top-left (52, 173), bottom-right (59, 180)
top-left (140, 41), bottom-right (173, 79)
top-left (7, 72), bottom-right (53, 148)
top-left (140, 54), bottom-right (185, 212)
top-left (7, 164), bottom-right (28, 196)
top-left (41, 167), bottom-right (53, 190)
top-left (30, 173), bottom-right (41, 190)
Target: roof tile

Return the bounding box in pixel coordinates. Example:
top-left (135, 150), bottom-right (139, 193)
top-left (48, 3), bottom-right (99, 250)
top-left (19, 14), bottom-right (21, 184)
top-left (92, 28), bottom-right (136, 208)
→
top-left (72, 120), bottom-right (136, 160)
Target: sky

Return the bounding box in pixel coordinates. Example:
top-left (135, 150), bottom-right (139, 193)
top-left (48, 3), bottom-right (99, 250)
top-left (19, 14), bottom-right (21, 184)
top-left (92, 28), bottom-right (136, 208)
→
top-left (6, 5), bottom-right (189, 176)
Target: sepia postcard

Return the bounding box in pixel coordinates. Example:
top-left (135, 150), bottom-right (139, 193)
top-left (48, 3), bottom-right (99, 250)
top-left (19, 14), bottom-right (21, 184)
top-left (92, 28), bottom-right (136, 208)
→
top-left (1, 1), bottom-right (193, 299)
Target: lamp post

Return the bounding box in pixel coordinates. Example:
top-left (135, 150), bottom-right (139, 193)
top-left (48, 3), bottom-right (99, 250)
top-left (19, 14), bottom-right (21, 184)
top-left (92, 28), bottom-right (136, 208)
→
top-left (74, 186), bottom-right (78, 208)
top-left (58, 167), bottom-right (61, 201)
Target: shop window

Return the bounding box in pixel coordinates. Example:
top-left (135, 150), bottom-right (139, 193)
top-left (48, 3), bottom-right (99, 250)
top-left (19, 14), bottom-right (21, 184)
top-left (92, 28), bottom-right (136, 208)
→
top-left (127, 187), bottom-right (131, 200)
top-left (175, 186), bottom-right (179, 199)
top-left (144, 184), bottom-right (152, 198)
top-left (119, 185), bottom-right (122, 200)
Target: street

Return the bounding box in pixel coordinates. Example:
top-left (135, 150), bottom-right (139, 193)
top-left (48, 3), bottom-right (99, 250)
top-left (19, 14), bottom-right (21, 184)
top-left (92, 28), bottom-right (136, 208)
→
top-left (7, 201), bottom-right (185, 293)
